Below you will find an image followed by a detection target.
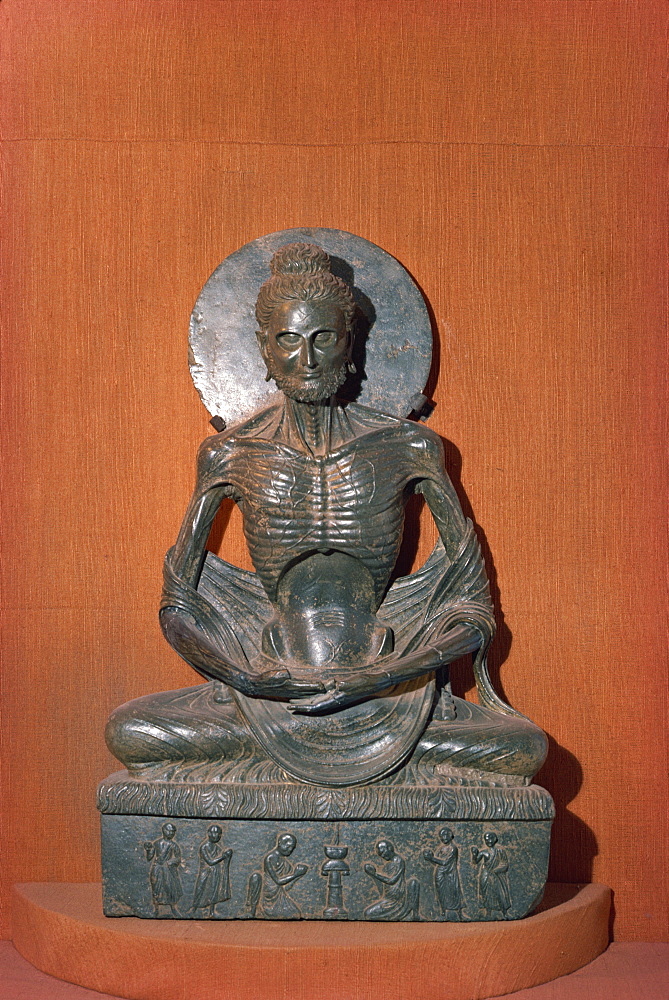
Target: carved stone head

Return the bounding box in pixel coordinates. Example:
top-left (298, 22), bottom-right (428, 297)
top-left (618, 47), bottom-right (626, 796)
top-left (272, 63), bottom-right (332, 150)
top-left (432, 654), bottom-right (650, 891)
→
top-left (376, 839), bottom-right (395, 861)
top-left (255, 243), bottom-right (356, 402)
top-left (278, 832), bottom-right (297, 856)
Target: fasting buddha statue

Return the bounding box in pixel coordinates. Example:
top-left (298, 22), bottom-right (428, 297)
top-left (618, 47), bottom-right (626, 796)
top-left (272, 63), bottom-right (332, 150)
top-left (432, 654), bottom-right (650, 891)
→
top-left (105, 238), bottom-right (547, 790)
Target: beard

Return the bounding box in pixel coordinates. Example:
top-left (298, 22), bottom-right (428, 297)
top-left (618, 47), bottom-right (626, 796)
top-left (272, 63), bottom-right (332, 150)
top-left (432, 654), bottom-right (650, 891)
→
top-left (265, 358), bottom-right (348, 403)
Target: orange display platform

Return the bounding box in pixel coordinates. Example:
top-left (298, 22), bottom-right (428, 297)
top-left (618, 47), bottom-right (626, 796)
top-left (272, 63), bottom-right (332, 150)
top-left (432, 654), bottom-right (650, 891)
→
top-left (12, 882), bottom-right (611, 1000)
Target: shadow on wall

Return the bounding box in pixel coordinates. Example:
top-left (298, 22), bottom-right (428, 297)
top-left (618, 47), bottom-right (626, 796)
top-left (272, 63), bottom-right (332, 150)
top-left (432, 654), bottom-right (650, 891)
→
top-left (431, 433), bottom-right (598, 885)
top-left (538, 737), bottom-right (598, 885)
top-left (207, 497), bottom-right (235, 556)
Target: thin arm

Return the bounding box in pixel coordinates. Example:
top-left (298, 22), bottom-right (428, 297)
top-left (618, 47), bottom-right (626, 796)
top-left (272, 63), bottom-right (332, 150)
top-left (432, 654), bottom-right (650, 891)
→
top-left (375, 864), bottom-right (404, 886)
top-left (265, 856), bottom-right (302, 886)
top-left (169, 437), bottom-right (233, 587)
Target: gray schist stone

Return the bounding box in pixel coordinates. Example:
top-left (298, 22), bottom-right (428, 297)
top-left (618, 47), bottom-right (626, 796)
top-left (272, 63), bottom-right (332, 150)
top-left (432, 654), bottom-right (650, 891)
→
top-left (100, 773), bottom-right (553, 921)
top-left (99, 234), bottom-right (554, 921)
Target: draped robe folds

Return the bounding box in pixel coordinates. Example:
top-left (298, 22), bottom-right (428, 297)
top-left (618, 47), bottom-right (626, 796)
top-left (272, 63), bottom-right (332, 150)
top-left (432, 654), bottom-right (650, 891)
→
top-left (478, 845), bottom-right (511, 914)
top-left (107, 399), bottom-right (548, 786)
top-left (432, 844), bottom-right (463, 913)
top-left (192, 841), bottom-right (232, 910)
top-left (364, 857), bottom-right (406, 920)
top-left (262, 854), bottom-right (302, 919)
top-left (146, 838), bottom-right (182, 906)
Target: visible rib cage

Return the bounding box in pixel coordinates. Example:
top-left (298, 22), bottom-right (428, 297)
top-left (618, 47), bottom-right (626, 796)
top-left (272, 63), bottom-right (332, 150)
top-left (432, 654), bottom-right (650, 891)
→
top-left (225, 438), bottom-right (413, 604)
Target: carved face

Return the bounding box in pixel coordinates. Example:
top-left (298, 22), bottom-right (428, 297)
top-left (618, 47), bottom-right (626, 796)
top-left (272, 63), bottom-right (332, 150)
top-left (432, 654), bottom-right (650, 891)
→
top-left (258, 300), bottom-right (349, 402)
top-left (484, 832), bottom-right (498, 847)
top-left (208, 825), bottom-right (222, 842)
top-left (278, 834), bottom-right (297, 856)
top-left (439, 828), bottom-right (454, 844)
top-left (377, 840), bottom-right (394, 861)
top-left (163, 823), bottom-right (176, 839)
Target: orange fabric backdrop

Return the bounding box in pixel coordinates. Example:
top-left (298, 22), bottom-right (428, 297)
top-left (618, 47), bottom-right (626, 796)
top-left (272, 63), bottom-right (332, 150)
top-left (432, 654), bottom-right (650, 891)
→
top-left (1, 0), bottom-right (666, 942)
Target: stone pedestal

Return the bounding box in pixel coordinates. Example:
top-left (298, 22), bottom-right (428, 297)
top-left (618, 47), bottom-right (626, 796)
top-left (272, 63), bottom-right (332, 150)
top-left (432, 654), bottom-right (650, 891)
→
top-left (98, 769), bottom-right (554, 922)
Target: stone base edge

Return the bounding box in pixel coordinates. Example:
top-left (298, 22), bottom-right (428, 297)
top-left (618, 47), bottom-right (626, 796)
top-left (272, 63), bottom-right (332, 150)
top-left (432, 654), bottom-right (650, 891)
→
top-left (97, 770), bottom-right (555, 821)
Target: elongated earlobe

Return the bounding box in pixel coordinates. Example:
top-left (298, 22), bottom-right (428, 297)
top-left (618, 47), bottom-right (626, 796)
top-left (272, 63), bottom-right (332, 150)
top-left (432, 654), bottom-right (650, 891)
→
top-left (347, 360), bottom-right (357, 374)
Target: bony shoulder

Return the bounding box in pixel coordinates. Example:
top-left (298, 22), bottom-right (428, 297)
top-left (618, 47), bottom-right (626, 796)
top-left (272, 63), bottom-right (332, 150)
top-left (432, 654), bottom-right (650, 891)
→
top-left (348, 401), bottom-right (442, 450)
top-left (195, 402), bottom-right (282, 469)
top-left (401, 419), bottom-right (444, 457)
top-left (196, 429), bottom-right (237, 472)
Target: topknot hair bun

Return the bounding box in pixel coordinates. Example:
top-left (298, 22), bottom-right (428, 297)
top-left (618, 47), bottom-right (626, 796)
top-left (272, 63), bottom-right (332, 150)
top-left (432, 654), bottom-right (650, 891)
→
top-left (255, 240), bottom-right (355, 332)
top-left (269, 243), bottom-right (331, 277)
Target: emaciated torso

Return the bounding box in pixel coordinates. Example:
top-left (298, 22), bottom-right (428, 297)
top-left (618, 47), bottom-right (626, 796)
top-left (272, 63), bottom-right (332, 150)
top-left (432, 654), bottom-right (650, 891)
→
top-left (204, 398), bottom-right (432, 605)
top-left (198, 398), bottom-right (437, 672)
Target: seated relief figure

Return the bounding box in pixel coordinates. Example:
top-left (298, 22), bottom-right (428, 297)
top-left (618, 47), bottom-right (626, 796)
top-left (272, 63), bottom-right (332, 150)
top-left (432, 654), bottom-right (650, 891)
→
top-left (106, 242), bottom-right (547, 789)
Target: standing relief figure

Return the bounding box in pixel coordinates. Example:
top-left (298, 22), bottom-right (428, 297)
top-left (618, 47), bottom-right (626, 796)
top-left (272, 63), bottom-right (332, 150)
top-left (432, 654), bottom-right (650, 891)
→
top-left (472, 832), bottom-right (511, 918)
top-left (143, 823), bottom-right (183, 917)
top-left (424, 827), bottom-right (463, 919)
top-left (190, 825), bottom-right (233, 917)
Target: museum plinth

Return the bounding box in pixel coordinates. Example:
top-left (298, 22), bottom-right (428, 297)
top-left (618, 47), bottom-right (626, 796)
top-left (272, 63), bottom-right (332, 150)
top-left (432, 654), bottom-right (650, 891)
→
top-left (12, 881), bottom-right (611, 1000)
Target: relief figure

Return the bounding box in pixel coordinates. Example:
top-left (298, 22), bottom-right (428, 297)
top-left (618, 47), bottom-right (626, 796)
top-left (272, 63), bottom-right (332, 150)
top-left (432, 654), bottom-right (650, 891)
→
top-left (143, 823), bottom-right (182, 916)
top-left (190, 824), bottom-right (233, 917)
top-left (248, 833), bottom-right (308, 920)
top-left (424, 826), bottom-right (463, 918)
top-left (364, 840), bottom-right (420, 921)
top-left (472, 832), bottom-right (511, 918)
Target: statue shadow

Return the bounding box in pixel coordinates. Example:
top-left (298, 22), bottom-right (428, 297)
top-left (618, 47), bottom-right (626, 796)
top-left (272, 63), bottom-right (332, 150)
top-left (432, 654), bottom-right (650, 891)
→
top-left (397, 277), bottom-right (597, 882)
top-left (396, 434), bottom-right (515, 707)
top-left (329, 255), bottom-right (375, 404)
top-left (538, 736), bottom-right (599, 885)
top-left (207, 264), bottom-right (597, 885)
top-left (443, 442), bottom-right (596, 881)
top-left (397, 420), bottom-right (597, 882)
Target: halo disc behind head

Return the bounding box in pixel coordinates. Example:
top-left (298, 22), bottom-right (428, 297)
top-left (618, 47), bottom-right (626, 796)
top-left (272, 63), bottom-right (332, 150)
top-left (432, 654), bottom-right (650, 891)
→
top-left (189, 228), bottom-right (433, 428)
